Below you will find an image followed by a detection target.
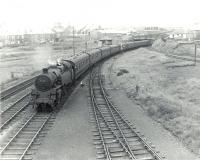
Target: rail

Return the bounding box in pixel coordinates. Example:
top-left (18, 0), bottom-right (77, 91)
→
top-left (0, 103), bottom-right (29, 130)
top-left (1, 75), bottom-right (37, 101)
top-left (0, 113), bottom-right (52, 160)
top-left (89, 65), bottom-right (163, 160)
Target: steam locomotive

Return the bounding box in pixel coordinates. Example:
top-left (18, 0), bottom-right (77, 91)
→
top-left (30, 40), bottom-right (151, 111)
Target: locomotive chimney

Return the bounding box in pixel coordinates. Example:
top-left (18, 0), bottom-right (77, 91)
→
top-left (42, 68), bottom-right (48, 74)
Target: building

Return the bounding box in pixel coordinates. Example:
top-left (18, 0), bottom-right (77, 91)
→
top-left (99, 38), bottom-right (112, 46)
top-left (168, 28), bottom-right (195, 41)
top-left (191, 23), bottom-right (200, 40)
top-left (0, 33), bottom-right (56, 47)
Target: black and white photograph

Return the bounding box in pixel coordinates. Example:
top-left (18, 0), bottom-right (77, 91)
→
top-left (0, 0), bottom-right (200, 159)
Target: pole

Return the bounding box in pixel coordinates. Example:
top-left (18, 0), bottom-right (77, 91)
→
top-left (85, 41), bottom-right (87, 52)
top-left (194, 43), bottom-right (197, 65)
top-left (178, 42), bottom-right (197, 66)
top-left (73, 26), bottom-right (75, 56)
top-left (85, 31), bottom-right (87, 52)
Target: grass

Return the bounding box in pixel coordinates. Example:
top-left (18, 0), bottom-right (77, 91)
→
top-left (110, 47), bottom-right (200, 155)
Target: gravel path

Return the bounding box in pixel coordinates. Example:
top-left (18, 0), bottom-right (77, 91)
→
top-left (32, 81), bottom-right (96, 160)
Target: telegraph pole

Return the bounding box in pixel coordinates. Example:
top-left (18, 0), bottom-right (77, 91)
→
top-left (85, 31), bottom-right (87, 52)
top-left (85, 41), bottom-right (87, 52)
top-left (194, 43), bottom-right (197, 65)
top-left (73, 26), bottom-right (75, 56)
top-left (178, 41), bottom-right (198, 65)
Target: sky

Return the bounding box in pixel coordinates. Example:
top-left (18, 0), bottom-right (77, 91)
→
top-left (0, 0), bottom-right (200, 34)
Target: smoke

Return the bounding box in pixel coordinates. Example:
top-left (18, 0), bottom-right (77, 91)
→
top-left (47, 59), bottom-right (57, 65)
top-left (32, 46), bottom-right (54, 70)
top-left (0, 45), bottom-right (68, 86)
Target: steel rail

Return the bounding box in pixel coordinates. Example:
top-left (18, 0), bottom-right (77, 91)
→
top-left (1, 76), bottom-right (36, 101)
top-left (91, 69), bottom-right (136, 160)
top-left (98, 69), bottom-right (136, 159)
top-left (107, 99), bottom-right (163, 160)
top-left (99, 67), bottom-right (163, 160)
top-left (18, 114), bottom-right (51, 160)
top-left (0, 103), bottom-right (29, 130)
top-left (0, 113), bottom-right (51, 160)
top-left (89, 72), bottom-right (112, 160)
top-left (1, 92), bottom-right (30, 115)
top-left (0, 113), bottom-right (36, 154)
top-left (93, 99), bottom-right (136, 159)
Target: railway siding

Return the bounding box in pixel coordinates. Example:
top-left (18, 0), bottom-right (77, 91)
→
top-left (0, 113), bottom-right (54, 160)
top-left (1, 75), bottom-right (37, 101)
top-left (101, 48), bottom-right (200, 160)
top-left (89, 66), bottom-right (164, 160)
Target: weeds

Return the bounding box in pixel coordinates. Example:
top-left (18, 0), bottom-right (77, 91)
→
top-left (117, 69), bottom-right (129, 76)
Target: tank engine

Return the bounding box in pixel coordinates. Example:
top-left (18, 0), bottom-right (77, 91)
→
top-left (30, 60), bottom-right (74, 111)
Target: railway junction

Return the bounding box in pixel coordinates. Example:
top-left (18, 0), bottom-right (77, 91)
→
top-left (1, 0), bottom-right (200, 158)
top-left (1, 42), bottom-right (200, 160)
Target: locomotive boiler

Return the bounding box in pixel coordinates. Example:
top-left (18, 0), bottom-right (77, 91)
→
top-left (31, 60), bottom-right (74, 111)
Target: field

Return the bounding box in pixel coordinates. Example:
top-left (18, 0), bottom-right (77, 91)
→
top-left (152, 38), bottom-right (200, 58)
top-left (108, 43), bottom-right (200, 155)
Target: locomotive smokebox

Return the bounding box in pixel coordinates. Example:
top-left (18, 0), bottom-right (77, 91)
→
top-left (43, 68), bottom-right (48, 74)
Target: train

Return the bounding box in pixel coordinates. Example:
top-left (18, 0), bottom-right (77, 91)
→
top-left (30, 40), bottom-right (151, 111)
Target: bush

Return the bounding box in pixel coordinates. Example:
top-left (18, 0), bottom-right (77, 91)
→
top-left (117, 72), bottom-right (123, 76)
top-left (116, 69), bottom-right (129, 76)
top-left (120, 69), bottom-right (129, 73)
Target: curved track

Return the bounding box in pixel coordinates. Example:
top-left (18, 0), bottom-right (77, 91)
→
top-left (89, 66), bottom-right (163, 160)
top-left (0, 113), bottom-right (53, 160)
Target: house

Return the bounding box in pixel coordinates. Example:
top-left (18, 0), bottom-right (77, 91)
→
top-left (99, 38), bottom-right (112, 46)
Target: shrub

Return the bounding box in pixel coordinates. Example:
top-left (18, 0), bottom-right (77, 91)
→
top-left (116, 69), bottom-right (129, 76)
top-left (120, 69), bottom-right (129, 73)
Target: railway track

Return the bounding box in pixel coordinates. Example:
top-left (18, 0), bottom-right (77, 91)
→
top-left (89, 66), bottom-right (163, 160)
top-left (1, 92), bottom-right (30, 114)
top-left (0, 77), bottom-right (36, 131)
top-left (1, 76), bottom-right (37, 101)
top-left (0, 113), bottom-right (53, 160)
top-left (0, 93), bottom-right (30, 131)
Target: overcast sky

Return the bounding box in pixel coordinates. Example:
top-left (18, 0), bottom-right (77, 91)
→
top-left (0, 0), bottom-right (200, 34)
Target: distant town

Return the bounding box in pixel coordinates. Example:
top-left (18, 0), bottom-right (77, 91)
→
top-left (0, 23), bottom-right (200, 48)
